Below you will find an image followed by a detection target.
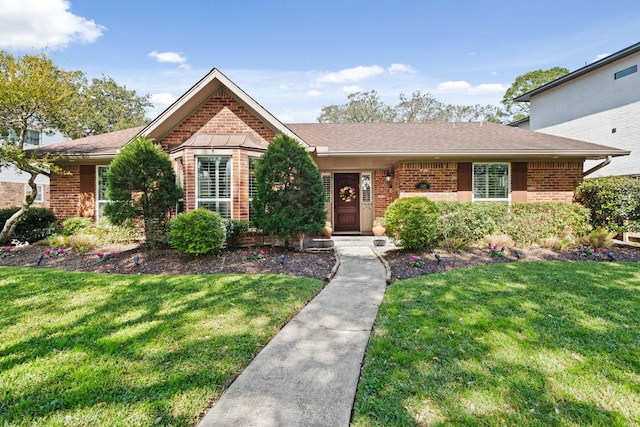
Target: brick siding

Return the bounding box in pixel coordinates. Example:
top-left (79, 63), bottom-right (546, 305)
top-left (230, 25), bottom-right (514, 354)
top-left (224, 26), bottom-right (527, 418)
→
top-left (527, 161), bottom-right (583, 202)
top-left (0, 182), bottom-right (50, 209)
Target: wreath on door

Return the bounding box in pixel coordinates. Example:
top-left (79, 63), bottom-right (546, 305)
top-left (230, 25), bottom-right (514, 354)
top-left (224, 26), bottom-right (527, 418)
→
top-left (339, 185), bottom-right (357, 203)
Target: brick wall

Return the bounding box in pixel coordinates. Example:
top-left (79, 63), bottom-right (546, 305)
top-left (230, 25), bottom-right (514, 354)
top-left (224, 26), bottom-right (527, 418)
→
top-left (50, 165), bottom-right (82, 219)
top-left (50, 165), bottom-right (98, 220)
top-left (161, 88), bottom-right (276, 151)
top-left (527, 161), bottom-right (583, 202)
top-left (371, 160), bottom-right (584, 218)
top-left (0, 182), bottom-right (50, 209)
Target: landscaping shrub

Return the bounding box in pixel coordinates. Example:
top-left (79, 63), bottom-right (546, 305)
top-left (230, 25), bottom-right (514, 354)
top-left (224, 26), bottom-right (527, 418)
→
top-left (0, 206), bottom-right (57, 243)
top-left (252, 134), bottom-right (326, 246)
top-left (575, 176), bottom-right (640, 233)
top-left (501, 202), bottom-right (591, 246)
top-left (224, 219), bottom-right (250, 247)
top-left (167, 209), bottom-right (226, 256)
top-left (61, 216), bottom-right (94, 236)
top-left (436, 201), bottom-right (505, 249)
top-left (384, 197), bottom-right (440, 250)
top-left (579, 227), bottom-right (617, 249)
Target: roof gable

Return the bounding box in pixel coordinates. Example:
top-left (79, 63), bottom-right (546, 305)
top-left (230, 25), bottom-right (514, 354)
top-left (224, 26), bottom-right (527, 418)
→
top-left (141, 68), bottom-right (307, 147)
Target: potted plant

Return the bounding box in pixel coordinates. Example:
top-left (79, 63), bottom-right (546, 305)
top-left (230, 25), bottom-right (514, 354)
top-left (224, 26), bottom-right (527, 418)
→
top-left (372, 218), bottom-right (386, 237)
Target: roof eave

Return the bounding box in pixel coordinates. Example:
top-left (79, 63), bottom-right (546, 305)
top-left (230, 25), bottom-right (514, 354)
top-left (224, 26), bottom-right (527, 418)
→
top-left (316, 150), bottom-right (630, 160)
top-left (515, 41), bottom-right (640, 102)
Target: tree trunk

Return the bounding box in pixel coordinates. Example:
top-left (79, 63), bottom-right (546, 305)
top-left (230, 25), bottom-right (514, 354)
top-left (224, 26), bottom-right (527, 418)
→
top-left (0, 172), bottom-right (38, 243)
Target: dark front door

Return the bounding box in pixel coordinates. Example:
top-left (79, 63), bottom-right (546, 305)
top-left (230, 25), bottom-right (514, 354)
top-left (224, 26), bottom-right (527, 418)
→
top-left (334, 173), bottom-right (360, 232)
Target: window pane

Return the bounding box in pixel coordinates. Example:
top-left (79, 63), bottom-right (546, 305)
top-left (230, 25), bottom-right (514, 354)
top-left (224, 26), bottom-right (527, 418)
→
top-left (97, 166), bottom-right (109, 200)
top-left (474, 164), bottom-right (508, 200)
top-left (249, 158), bottom-right (258, 200)
top-left (198, 157), bottom-right (231, 198)
top-left (322, 174), bottom-right (331, 204)
top-left (198, 201), bottom-right (231, 219)
top-left (361, 173), bottom-right (372, 204)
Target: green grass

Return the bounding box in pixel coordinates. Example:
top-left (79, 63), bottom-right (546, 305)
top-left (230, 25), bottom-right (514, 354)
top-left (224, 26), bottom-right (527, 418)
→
top-left (0, 267), bottom-right (324, 426)
top-left (353, 261), bottom-right (640, 426)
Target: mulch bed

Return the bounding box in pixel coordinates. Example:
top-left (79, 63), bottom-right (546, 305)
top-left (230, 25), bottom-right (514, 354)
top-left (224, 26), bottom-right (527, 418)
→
top-left (0, 243), bottom-right (337, 282)
top-left (2, 241), bottom-right (639, 284)
top-left (383, 244), bottom-right (640, 282)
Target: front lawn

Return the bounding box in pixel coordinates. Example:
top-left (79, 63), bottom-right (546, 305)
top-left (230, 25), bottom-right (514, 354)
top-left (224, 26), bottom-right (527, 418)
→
top-left (0, 267), bottom-right (324, 426)
top-left (353, 262), bottom-right (640, 426)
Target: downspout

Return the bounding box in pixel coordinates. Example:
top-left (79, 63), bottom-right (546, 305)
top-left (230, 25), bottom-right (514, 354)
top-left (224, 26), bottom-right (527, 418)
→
top-left (583, 156), bottom-right (611, 178)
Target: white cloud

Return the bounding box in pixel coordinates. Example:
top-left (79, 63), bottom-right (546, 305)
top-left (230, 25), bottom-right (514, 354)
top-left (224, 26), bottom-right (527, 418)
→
top-left (149, 92), bottom-right (178, 116)
top-left (317, 65), bottom-right (385, 83)
top-left (148, 51), bottom-right (189, 69)
top-left (342, 85), bottom-right (362, 93)
top-left (0, 0), bottom-right (104, 49)
top-left (388, 63), bottom-right (416, 74)
top-left (594, 53), bottom-right (610, 62)
top-left (468, 83), bottom-right (506, 94)
top-left (438, 81), bottom-right (472, 91)
top-left (306, 90), bottom-right (322, 97)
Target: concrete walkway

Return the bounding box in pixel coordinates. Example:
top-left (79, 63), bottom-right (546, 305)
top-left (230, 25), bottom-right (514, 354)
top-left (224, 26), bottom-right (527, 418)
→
top-left (198, 236), bottom-right (391, 427)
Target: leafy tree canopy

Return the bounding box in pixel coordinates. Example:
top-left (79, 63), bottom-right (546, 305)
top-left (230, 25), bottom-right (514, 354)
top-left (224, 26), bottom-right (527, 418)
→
top-left (500, 66), bottom-right (570, 122)
top-left (317, 90), bottom-right (499, 123)
top-left (62, 75), bottom-right (152, 139)
top-left (252, 134), bottom-right (326, 246)
top-left (0, 50), bottom-right (153, 242)
top-left (104, 136), bottom-right (182, 246)
top-left (0, 51), bottom-right (81, 241)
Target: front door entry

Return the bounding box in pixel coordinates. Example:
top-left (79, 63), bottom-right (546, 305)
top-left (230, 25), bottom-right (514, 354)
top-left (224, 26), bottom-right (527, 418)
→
top-left (334, 173), bottom-right (360, 232)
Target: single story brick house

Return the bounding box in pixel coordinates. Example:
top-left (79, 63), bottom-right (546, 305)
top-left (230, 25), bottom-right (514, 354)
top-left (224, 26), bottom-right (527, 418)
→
top-left (40, 69), bottom-right (629, 235)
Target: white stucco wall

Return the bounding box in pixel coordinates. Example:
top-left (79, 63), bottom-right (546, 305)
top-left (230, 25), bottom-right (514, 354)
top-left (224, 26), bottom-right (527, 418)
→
top-left (528, 51), bottom-right (639, 177)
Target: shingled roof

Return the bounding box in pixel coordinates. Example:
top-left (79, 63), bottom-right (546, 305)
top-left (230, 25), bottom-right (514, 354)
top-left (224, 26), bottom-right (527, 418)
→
top-left (38, 126), bottom-right (144, 159)
top-left (288, 122), bottom-right (629, 160)
top-left (39, 121), bottom-right (628, 162)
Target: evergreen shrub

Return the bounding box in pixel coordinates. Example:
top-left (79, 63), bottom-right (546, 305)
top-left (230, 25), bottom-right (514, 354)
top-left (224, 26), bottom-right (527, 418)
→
top-left (167, 209), bottom-right (226, 256)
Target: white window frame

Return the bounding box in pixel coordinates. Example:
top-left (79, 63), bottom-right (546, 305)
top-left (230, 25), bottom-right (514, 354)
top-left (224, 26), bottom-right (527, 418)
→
top-left (96, 165), bottom-right (111, 221)
top-left (196, 156), bottom-right (233, 219)
top-left (248, 156), bottom-right (260, 221)
top-left (24, 184), bottom-right (44, 203)
top-left (472, 163), bottom-right (510, 202)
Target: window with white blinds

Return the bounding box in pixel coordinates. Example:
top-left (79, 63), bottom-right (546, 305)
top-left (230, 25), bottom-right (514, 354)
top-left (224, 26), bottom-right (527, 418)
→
top-left (249, 157), bottom-right (258, 220)
top-left (473, 163), bottom-right (509, 200)
top-left (197, 156), bottom-right (232, 218)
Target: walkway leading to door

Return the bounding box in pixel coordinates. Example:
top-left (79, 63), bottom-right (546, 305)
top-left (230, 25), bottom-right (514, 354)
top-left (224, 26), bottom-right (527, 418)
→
top-left (198, 236), bottom-right (390, 427)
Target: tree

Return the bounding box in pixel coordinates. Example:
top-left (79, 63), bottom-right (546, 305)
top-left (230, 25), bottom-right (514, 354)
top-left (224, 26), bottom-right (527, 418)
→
top-left (317, 90), bottom-right (395, 123)
top-left (0, 51), bottom-right (83, 242)
top-left (62, 75), bottom-right (152, 139)
top-left (318, 90), bottom-right (498, 123)
top-left (0, 51), bottom-right (153, 243)
top-left (103, 136), bottom-right (182, 246)
top-left (394, 91), bottom-right (446, 122)
top-left (500, 67), bottom-right (569, 121)
top-left (252, 134), bottom-right (326, 247)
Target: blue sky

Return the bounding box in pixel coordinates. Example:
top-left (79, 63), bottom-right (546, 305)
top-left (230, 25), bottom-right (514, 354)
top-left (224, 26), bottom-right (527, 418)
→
top-left (2, 0), bottom-right (640, 123)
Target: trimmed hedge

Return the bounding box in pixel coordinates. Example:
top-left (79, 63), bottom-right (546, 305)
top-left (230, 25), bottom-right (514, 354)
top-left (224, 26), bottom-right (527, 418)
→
top-left (575, 176), bottom-right (640, 233)
top-left (0, 207), bottom-right (57, 243)
top-left (167, 209), bottom-right (226, 256)
top-left (384, 197), bottom-right (440, 250)
top-left (382, 200), bottom-right (592, 250)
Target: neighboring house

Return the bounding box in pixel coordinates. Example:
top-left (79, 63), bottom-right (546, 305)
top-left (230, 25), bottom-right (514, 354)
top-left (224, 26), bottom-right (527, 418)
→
top-left (0, 166), bottom-right (49, 209)
top-left (0, 130), bottom-right (67, 209)
top-left (514, 41), bottom-right (640, 178)
top-left (40, 69), bottom-right (628, 235)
